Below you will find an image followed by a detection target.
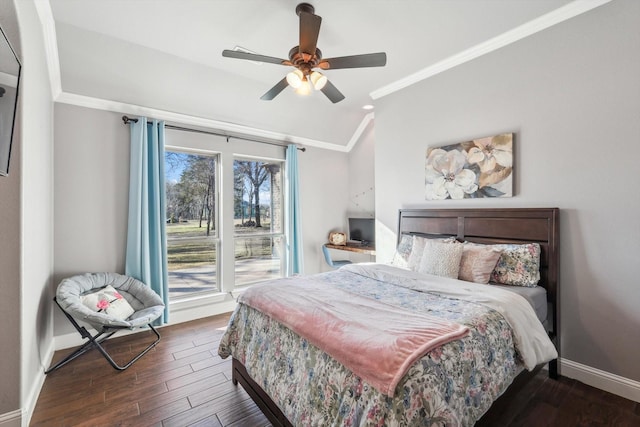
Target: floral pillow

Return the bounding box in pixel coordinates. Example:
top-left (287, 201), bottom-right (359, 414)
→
top-left (418, 239), bottom-right (464, 279)
top-left (486, 243), bottom-right (541, 287)
top-left (81, 285), bottom-right (135, 320)
top-left (458, 243), bottom-right (502, 284)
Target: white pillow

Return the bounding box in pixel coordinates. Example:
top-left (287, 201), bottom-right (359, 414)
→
top-left (407, 235), bottom-right (428, 271)
top-left (406, 235), bottom-right (457, 271)
top-left (418, 239), bottom-right (464, 279)
top-left (81, 285), bottom-right (135, 320)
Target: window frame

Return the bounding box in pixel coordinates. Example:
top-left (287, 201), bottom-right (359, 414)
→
top-left (232, 155), bottom-right (286, 286)
top-left (165, 146), bottom-right (221, 300)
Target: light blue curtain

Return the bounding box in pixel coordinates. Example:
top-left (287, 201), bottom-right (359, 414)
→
top-left (285, 144), bottom-right (304, 275)
top-left (125, 118), bottom-right (169, 323)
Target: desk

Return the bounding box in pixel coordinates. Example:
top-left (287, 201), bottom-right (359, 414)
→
top-left (325, 243), bottom-right (376, 256)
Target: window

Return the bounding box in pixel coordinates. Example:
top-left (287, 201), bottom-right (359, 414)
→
top-left (165, 150), bottom-right (219, 299)
top-left (233, 158), bottom-right (284, 286)
top-left (164, 130), bottom-right (286, 305)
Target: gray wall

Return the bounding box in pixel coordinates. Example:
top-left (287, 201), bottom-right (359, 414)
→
top-left (53, 102), bottom-right (351, 335)
top-left (298, 144), bottom-right (351, 272)
top-left (0, 0), bottom-right (54, 423)
top-left (344, 120), bottom-right (376, 264)
top-left (374, 0), bottom-right (640, 381)
top-left (348, 120), bottom-right (375, 219)
top-left (54, 105), bottom-right (130, 279)
top-left (0, 0), bottom-right (22, 417)
top-left (15, 0), bottom-right (55, 418)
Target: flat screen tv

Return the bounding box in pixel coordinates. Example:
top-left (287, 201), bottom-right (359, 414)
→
top-left (348, 217), bottom-right (375, 246)
top-left (0, 25), bottom-right (21, 177)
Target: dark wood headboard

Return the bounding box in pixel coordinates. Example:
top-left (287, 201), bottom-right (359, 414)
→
top-left (398, 208), bottom-right (560, 377)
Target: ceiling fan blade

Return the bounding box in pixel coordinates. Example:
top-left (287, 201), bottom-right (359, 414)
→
top-left (320, 80), bottom-right (345, 104)
top-left (299, 12), bottom-right (321, 55)
top-left (222, 49), bottom-right (290, 66)
top-left (260, 77), bottom-right (289, 101)
top-left (318, 52), bottom-right (387, 70)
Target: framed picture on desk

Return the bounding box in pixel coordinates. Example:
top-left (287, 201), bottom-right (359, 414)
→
top-left (328, 232), bottom-right (347, 246)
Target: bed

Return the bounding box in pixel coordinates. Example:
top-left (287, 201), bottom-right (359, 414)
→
top-left (218, 208), bottom-right (560, 426)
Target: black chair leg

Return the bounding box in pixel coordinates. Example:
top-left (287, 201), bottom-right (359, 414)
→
top-left (93, 324), bottom-right (161, 371)
top-left (44, 329), bottom-right (117, 373)
top-left (46, 325), bottom-right (161, 373)
top-left (45, 297), bottom-right (161, 374)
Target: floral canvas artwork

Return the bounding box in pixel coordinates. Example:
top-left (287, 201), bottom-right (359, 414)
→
top-left (425, 133), bottom-right (513, 200)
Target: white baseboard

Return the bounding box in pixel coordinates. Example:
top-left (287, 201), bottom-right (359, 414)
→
top-left (0, 410), bottom-right (21, 427)
top-left (20, 331), bottom-right (63, 427)
top-left (560, 358), bottom-right (640, 403)
top-left (54, 327), bottom-right (100, 351)
top-left (168, 292), bottom-right (237, 325)
top-left (21, 342), bottom-right (52, 427)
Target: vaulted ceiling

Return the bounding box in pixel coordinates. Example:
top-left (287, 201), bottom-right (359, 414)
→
top-left (46, 0), bottom-right (601, 150)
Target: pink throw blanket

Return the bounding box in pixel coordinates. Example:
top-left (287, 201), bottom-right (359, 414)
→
top-left (239, 277), bottom-right (469, 397)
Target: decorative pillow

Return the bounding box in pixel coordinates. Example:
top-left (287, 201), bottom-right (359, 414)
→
top-left (390, 234), bottom-right (413, 268)
top-left (458, 243), bottom-right (502, 284)
top-left (406, 235), bottom-right (457, 271)
top-left (488, 243), bottom-right (541, 287)
top-left (407, 236), bottom-right (428, 271)
top-left (81, 285), bottom-right (135, 320)
top-left (417, 239), bottom-right (464, 279)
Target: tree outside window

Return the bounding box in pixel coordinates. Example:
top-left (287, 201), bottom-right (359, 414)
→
top-left (165, 151), bottom-right (219, 299)
top-left (233, 158), bottom-right (284, 286)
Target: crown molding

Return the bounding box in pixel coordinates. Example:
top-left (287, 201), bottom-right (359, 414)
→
top-left (34, 0), bottom-right (62, 99)
top-left (56, 92), bottom-right (350, 152)
top-left (370, 0), bottom-right (612, 100)
top-left (345, 113), bottom-right (374, 152)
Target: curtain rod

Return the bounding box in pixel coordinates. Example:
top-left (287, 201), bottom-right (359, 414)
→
top-left (121, 116), bottom-right (305, 152)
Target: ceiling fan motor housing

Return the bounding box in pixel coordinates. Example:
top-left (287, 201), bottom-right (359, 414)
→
top-left (288, 46), bottom-right (322, 75)
top-left (295, 3), bottom-right (315, 16)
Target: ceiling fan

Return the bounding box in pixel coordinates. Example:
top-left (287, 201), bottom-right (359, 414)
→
top-left (222, 3), bottom-right (387, 103)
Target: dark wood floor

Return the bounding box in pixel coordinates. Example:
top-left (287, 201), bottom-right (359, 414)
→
top-left (32, 313), bottom-right (640, 426)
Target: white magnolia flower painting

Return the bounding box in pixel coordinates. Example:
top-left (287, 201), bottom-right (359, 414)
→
top-left (425, 133), bottom-right (513, 200)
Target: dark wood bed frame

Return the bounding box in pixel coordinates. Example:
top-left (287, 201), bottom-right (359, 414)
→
top-left (231, 208), bottom-right (560, 427)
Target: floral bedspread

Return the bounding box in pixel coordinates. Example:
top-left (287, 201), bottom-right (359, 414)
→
top-left (218, 266), bottom-right (524, 426)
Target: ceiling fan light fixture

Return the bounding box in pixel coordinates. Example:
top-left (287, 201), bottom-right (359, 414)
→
top-left (295, 77), bottom-right (312, 95)
top-left (286, 69), bottom-right (304, 88)
top-left (309, 71), bottom-right (327, 90)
